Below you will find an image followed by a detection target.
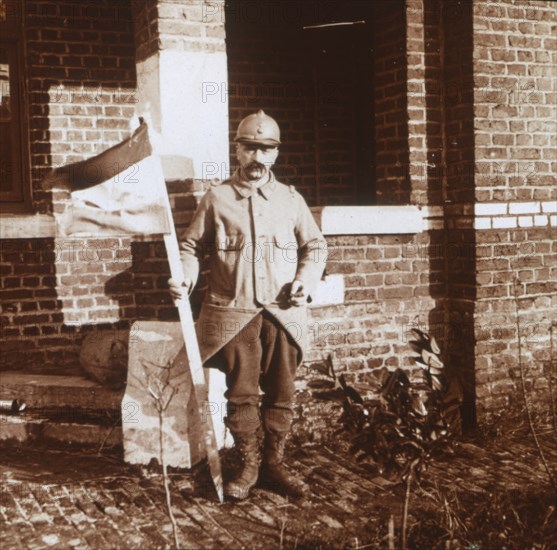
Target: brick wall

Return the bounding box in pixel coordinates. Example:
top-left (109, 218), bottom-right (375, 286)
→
top-left (294, 230), bottom-right (437, 443)
top-left (428, 0), bottom-right (478, 424)
top-left (2, 1), bottom-right (154, 372)
top-left (25, 0), bottom-right (137, 214)
top-left (1, 0), bottom-right (228, 374)
top-left (131, 0), bottom-right (158, 63)
top-left (1, 1), bottom-right (137, 372)
top-left (2, 237), bottom-right (129, 374)
top-left (156, 0), bottom-right (226, 53)
top-left (471, 0), bottom-right (556, 418)
top-left (410, 0), bottom-right (557, 422)
top-left (2, 0), bottom-right (555, 432)
top-left (306, 233), bottom-right (435, 370)
top-left (373, 0), bottom-right (411, 205)
top-left (132, 0), bottom-right (228, 58)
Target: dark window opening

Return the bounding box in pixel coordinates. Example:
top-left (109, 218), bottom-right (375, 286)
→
top-left (0, 0), bottom-right (30, 212)
top-left (225, 0), bottom-right (376, 207)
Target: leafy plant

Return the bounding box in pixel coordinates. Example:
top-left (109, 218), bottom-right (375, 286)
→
top-left (334, 329), bottom-right (462, 480)
top-left (319, 329), bottom-right (463, 548)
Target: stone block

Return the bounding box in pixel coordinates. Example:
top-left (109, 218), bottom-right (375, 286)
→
top-left (122, 321), bottom-right (205, 468)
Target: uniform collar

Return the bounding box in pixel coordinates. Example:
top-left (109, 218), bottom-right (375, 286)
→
top-left (231, 169), bottom-right (277, 200)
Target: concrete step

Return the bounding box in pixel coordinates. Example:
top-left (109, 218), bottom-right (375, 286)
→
top-left (0, 371), bottom-right (123, 410)
top-left (0, 371), bottom-right (123, 449)
top-left (1, 416), bottom-right (122, 448)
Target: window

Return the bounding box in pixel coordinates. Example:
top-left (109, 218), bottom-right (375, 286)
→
top-left (225, 0), bottom-right (375, 207)
top-left (306, 21), bottom-right (374, 206)
top-left (0, 0), bottom-right (31, 211)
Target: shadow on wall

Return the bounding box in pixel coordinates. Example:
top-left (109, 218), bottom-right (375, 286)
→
top-left (0, 0), bottom-right (169, 375)
top-left (423, 0), bottom-right (477, 429)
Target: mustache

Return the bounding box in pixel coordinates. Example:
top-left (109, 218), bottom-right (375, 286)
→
top-left (246, 162), bottom-right (266, 171)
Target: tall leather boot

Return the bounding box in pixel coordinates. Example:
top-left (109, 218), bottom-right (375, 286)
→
top-left (258, 432), bottom-right (308, 498)
top-left (224, 434), bottom-right (260, 500)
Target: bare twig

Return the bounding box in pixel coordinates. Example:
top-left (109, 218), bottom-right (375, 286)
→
top-left (279, 516), bottom-right (286, 549)
top-left (548, 323), bottom-right (557, 438)
top-left (387, 515), bottom-right (395, 550)
top-left (512, 280), bottom-right (557, 489)
top-left (143, 359), bottom-right (181, 548)
top-left (96, 419), bottom-right (118, 455)
top-left (157, 406), bottom-right (180, 549)
top-left (401, 459), bottom-right (419, 550)
top-left (402, 475), bottom-right (412, 550)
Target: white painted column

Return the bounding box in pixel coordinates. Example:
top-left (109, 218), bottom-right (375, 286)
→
top-left (136, 49), bottom-right (229, 181)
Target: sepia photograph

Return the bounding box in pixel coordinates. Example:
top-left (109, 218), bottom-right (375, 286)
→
top-left (0, 0), bottom-right (556, 548)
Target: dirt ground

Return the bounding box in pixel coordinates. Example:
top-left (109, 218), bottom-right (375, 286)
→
top-left (1, 425), bottom-right (556, 549)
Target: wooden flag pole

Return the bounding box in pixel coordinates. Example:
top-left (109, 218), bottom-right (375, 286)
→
top-left (160, 181), bottom-right (224, 503)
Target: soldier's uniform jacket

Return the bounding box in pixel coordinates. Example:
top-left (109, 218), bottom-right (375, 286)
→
top-left (179, 169), bottom-right (327, 364)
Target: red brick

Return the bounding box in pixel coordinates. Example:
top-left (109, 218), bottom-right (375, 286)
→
top-left (377, 287), bottom-right (413, 300)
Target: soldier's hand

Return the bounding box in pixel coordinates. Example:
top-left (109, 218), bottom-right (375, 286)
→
top-left (289, 280), bottom-right (306, 307)
top-left (168, 278), bottom-right (192, 303)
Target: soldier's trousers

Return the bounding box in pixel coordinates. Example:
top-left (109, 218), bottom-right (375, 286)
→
top-left (213, 311), bottom-right (299, 437)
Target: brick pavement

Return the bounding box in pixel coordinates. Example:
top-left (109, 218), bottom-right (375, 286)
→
top-left (1, 431), bottom-right (556, 550)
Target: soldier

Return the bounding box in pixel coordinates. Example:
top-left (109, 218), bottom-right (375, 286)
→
top-left (169, 110), bottom-right (327, 500)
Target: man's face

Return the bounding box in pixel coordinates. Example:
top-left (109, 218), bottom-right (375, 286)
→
top-left (236, 143), bottom-right (279, 181)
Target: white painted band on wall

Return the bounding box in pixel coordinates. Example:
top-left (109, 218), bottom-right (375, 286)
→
top-left (474, 200), bottom-right (557, 229)
top-left (2, 202), bottom-right (554, 239)
top-left (475, 200), bottom-right (557, 217)
top-left (311, 206), bottom-right (424, 235)
top-left (0, 214), bottom-right (56, 239)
